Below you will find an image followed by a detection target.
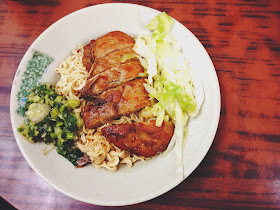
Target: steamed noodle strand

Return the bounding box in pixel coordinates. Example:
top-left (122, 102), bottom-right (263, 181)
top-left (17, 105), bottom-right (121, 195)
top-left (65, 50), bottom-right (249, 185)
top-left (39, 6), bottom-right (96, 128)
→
top-left (55, 45), bottom-right (89, 99)
top-left (55, 45), bottom-right (150, 171)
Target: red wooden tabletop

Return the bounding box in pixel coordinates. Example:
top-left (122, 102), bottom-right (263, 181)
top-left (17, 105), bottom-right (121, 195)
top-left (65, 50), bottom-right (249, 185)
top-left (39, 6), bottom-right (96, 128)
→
top-left (1, 0), bottom-right (280, 209)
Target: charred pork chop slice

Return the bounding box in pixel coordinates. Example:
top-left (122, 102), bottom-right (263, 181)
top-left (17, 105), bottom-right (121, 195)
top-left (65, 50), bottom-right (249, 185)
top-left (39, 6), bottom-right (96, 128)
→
top-left (98, 83), bottom-right (125, 104)
top-left (98, 78), bottom-right (151, 116)
top-left (82, 31), bottom-right (135, 71)
top-left (96, 78), bottom-right (152, 116)
top-left (82, 40), bottom-right (95, 71)
top-left (82, 78), bottom-right (151, 129)
top-left (83, 99), bottom-right (118, 129)
top-left (116, 78), bottom-right (151, 116)
top-left (90, 47), bottom-right (136, 77)
top-left (93, 31), bottom-right (135, 59)
top-left (101, 120), bottom-right (175, 157)
top-left (81, 60), bottom-right (144, 96)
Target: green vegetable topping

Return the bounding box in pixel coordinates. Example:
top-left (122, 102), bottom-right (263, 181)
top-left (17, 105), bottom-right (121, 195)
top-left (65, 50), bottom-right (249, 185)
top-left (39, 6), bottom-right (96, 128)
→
top-left (18, 83), bottom-right (84, 166)
top-left (134, 12), bottom-right (205, 179)
top-left (67, 99), bottom-right (80, 108)
top-left (16, 51), bottom-right (54, 116)
top-left (25, 103), bottom-right (50, 123)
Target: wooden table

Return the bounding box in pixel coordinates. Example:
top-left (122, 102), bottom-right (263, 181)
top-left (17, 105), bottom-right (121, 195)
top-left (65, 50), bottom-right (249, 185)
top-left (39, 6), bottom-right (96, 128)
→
top-left (1, 0), bottom-right (279, 209)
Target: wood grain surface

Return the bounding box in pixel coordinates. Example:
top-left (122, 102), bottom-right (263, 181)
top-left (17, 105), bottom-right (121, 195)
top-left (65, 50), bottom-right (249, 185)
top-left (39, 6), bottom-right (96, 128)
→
top-left (1, 0), bottom-right (280, 209)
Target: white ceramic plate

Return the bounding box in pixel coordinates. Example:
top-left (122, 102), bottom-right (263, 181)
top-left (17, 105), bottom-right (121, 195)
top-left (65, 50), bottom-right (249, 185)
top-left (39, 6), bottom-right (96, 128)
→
top-left (10, 3), bottom-right (220, 206)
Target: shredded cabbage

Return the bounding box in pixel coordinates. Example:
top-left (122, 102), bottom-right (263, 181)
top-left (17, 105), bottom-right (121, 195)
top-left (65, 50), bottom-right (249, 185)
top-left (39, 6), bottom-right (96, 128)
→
top-left (134, 12), bottom-right (204, 179)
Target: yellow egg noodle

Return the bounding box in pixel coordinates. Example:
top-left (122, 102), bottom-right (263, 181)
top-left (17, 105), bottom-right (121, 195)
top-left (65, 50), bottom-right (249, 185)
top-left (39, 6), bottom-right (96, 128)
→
top-left (54, 45), bottom-right (89, 100)
top-left (54, 45), bottom-right (149, 171)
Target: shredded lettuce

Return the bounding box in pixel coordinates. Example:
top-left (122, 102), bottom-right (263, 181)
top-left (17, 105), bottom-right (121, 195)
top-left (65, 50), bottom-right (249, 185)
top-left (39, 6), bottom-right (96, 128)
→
top-left (134, 12), bottom-right (204, 179)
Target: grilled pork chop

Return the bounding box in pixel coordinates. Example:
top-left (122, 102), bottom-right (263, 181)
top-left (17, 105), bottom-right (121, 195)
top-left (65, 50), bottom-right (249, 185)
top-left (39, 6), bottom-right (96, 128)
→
top-left (101, 120), bottom-right (175, 157)
top-left (81, 60), bottom-right (144, 96)
top-left (82, 40), bottom-right (95, 71)
top-left (90, 47), bottom-right (136, 77)
top-left (83, 99), bottom-right (118, 129)
top-left (81, 31), bottom-right (141, 97)
top-left (93, 31), bottom-right (135, 59)
top-left (98, 78), bottom-right (151, 116)
top-left (82, 31), bottom-right (135, 72)
top-left (81, 31), bottom-right (175, 158)
top-left (83, 78), bottom-right (151, 129)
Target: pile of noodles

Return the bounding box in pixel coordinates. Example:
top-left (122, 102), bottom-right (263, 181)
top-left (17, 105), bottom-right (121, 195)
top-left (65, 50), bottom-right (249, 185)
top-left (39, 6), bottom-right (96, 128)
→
top-left (54, 45), bottom-right (151, 171)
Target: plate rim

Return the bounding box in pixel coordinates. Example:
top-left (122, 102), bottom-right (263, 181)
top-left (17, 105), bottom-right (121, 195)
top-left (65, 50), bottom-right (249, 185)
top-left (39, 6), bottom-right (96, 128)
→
top-left (10, 2), bottom-right (221, 206)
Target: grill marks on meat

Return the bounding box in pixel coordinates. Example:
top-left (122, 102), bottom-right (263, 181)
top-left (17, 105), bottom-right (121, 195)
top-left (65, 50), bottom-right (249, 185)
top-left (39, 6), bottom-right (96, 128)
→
top-left (83, 60), bottom-right (144, 96)
top-left (82, 31), bottom-right (135, 72)
top-left (81, 31), bottom-right (149, 129)
top-left (82, 40), bottom-right (95, 71)
top-left (93, 31), bottom-right (135, 59)
top-left (101, 120), bottom-right (175, 157)
top-left (81, 31), bottom-right (142, 97)
top-left (82, 78), bottom-right (151, 129)
top-left (90, 47), bottom-right (136, 77)
top-left (98, 84), bottom-right (125, 104)
top-left (83, 99), bottom-right (118, 129)
top-left (99, 78), bottom-right (151, 116)
top-left (116, 78), bottom-right (151, 116)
